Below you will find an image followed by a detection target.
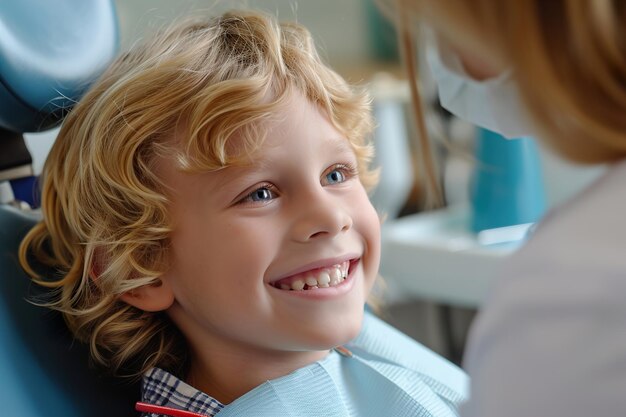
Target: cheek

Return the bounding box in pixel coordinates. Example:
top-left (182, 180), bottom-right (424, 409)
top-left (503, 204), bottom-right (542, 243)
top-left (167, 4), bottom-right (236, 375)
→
top-left (354, 193), bottom-right (382, 278)
top-left (365, 214), bottom-right (382, 279)
top-left (169, 219), bottom-right (279, 290)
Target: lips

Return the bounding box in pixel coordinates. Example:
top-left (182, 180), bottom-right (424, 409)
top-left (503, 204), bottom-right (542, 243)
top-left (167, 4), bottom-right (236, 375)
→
top-left (270, 257), bottom-right (358, 291)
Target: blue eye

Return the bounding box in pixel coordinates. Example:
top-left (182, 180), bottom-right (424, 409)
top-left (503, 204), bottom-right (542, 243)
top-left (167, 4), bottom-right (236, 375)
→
top-left (248, 187), bottom-right (275, 202)
top-left (237, 184), bottom-right (278, 205)
top-left (325, 169), bottom-right (346, 185)
top-left (324, 163), bottom-right (358, 185)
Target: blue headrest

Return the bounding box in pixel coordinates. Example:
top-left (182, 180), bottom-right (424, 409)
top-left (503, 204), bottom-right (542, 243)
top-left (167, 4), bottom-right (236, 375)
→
top-left (0, 0), bottom-right (118, 133)
top-left (0, 205), bottom-right (139, 416)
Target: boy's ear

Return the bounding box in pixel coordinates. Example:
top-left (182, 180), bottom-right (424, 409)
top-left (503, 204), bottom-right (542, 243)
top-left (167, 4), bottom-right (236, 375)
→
top-left (89, 248), bottom-right (174, 312)
top-left (119, 278), bottom-right (175, 312)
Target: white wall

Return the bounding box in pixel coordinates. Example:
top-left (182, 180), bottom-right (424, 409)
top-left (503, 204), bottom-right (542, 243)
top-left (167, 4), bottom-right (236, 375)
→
top-left (114, 0), bottom-right (371, 68)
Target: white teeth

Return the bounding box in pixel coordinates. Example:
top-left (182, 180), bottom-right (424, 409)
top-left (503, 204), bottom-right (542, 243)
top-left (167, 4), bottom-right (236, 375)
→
top-left (276, 261), bottom-right (352, 291)
top-left (329, 268), bottom-right (341, 285)
top-left (291, 280), bottom-right (305, 291)
top-left (318, 272), bottom-right (331, 286)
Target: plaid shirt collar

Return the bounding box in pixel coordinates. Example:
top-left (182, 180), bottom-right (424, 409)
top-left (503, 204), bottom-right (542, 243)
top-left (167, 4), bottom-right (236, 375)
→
top-left (140, 367), bottom-right (224, 417)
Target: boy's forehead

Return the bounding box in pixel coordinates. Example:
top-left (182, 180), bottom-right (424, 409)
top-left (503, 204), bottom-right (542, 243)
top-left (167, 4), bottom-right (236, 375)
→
top-left (161, 91), bottom-right (357, 173)
top-left (242, 132), bottom-right (355, 162)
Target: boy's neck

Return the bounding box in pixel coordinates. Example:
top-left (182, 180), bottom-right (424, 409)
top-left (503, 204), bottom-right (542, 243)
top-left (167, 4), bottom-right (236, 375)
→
top-left (186, 345), bottom-right (330, 404)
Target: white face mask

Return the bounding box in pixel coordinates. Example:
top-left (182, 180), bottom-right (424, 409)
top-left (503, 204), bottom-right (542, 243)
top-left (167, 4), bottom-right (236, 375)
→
top-left (426, 36), bottom-right (533, 139)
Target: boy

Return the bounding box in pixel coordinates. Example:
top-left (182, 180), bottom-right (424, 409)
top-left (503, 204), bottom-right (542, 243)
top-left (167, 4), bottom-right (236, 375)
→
top-left (20, 11), bottom-right (467, 416)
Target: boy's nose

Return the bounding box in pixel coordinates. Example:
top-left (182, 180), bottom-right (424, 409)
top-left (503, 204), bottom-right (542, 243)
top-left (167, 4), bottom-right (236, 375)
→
top-left (291, 194), bottom-right (353, 242)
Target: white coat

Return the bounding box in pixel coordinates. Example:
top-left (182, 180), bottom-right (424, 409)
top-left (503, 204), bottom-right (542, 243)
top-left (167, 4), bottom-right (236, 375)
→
top-left (461, 159), bottom-right (626, 417)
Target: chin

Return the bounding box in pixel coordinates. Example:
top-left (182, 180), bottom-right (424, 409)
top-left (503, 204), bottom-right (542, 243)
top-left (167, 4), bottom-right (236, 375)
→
top-left (302, 311), bottom-right (365, 350)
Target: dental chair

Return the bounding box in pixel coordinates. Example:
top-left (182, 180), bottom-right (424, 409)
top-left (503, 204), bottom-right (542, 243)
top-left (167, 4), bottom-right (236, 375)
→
top-left (0, 1), bottom-right (140, 416)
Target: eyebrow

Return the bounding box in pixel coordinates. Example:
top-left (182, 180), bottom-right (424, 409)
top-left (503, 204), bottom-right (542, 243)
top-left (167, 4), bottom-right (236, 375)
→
top-left (214, 136), bottom-right (354, 182)
top-left (326, 137), bottom-right (354, 155)
top-left (249, 136), bottom-right (355, 168)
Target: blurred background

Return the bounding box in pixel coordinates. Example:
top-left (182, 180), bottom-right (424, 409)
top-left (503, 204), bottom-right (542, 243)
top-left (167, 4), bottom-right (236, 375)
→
top-left (115, 0), bottom-right (398, 75)
top-left (15, 0), bottom-right (606, 367)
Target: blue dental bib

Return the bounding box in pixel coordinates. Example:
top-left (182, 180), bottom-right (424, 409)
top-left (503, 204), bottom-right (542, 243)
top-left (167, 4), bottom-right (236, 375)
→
top-left (216, 313), bottom-right (468, 417)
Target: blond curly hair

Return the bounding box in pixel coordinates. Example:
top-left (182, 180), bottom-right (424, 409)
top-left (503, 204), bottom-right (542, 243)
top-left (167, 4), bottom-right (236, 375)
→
top-left (19, 10), bottom-right (376, 378)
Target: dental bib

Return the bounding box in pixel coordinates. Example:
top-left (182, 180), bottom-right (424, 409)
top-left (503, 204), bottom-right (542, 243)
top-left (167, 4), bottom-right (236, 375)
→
top-left (215, 313), bottom-right (468, 417)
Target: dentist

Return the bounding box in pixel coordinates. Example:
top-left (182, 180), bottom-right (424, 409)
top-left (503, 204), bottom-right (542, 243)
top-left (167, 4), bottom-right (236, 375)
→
top-left (392, 1), bottom-right (626, 417)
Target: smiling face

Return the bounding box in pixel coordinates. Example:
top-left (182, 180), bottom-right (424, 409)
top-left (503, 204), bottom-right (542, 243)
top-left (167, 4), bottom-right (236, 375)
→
top-left (155, 92), bottom-right (380, 365)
